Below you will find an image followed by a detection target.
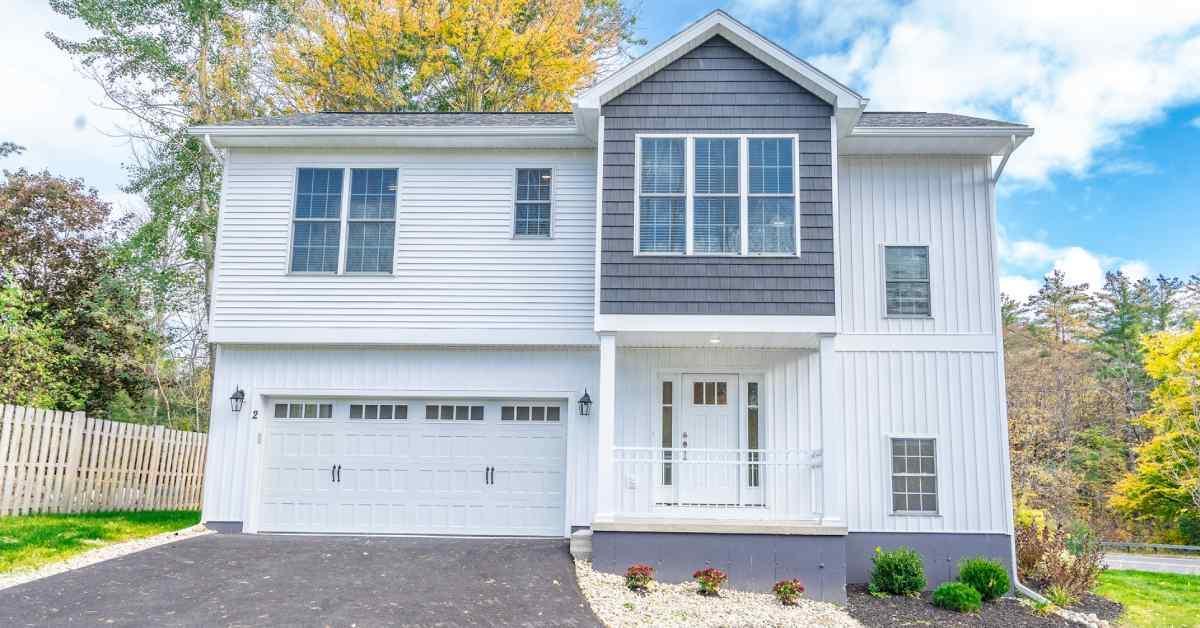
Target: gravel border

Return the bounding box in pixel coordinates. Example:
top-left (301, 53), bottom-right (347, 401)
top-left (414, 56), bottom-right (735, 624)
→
top-left (574, 560), bottom-right (861, 628)
top-left (0, 524), bottom-right (211, 592)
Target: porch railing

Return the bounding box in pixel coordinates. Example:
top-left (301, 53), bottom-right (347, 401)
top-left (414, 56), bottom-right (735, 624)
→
top-left (611, 446), bottom-right (823, 520)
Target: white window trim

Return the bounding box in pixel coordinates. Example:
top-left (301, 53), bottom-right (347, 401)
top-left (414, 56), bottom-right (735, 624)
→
top-left (286, 166), bottom-right (401, 277)
top-left (886, 433), bottom-right (941, 517)
top-left (633, 133), bottom-right (802, 258)
top-left (511, 166), bottom-right (556, 239)
top-left (880, 242), bottom-right (934, 319)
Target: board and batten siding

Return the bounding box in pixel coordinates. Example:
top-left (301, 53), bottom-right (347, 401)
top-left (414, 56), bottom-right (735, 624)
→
top-left (212, 148), bottom-right (596, 342)
top-left (833, 350), bottom-right (1010, 533)
top-left (203, 346), bottom-right (599, 530)
top-left (600, 35), bottom-right (835, 315)
top-left (836, 156), bottom-right (998, 334)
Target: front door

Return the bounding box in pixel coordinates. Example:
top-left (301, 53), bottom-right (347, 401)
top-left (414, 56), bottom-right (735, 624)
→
top-left (678, 375), bottom-right (740, 505)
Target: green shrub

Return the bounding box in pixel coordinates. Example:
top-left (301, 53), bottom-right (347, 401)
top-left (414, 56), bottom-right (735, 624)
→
top-left (868, 546), bottom-right (927, 596)
top-left (932, 582), bottom-right (982, 613)
top-left (957, 557), bottom-right (1010, 601)
top-left (1045, 584), bottom-right (1077, 608)
top-left (692, 567), bottom-right (727, 596)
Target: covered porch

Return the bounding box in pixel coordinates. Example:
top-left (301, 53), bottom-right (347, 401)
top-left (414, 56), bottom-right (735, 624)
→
top-left (591, 325), bottom-right (846, 533)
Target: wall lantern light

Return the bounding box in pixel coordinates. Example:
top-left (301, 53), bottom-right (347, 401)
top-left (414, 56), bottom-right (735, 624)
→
top-left (578, 389), bottom-right (592, 416)
top-left (230, 387), bottom-right (246, 413)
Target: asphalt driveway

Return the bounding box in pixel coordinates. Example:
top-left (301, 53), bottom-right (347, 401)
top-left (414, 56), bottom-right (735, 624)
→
top-left (0, 534), bottom-right (600, 628)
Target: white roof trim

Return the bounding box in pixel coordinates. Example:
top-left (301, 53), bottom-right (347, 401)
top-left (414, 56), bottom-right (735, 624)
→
top-left (187, 125), bottom-right (593, 150)
top-left (189, 125), bottom-right (580, 137)
top-left (851, 126), bottom-right (1034, 137)
top-left (574, 10), bottom-right (865, 117)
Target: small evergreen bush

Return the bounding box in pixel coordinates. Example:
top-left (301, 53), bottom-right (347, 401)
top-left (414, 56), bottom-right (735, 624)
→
top-left (868, 546), bottom-right (926, 596)
top-left (957, 557), bottom-right (1010, 601)
top-left (932, 581), bottom-right (982, 613)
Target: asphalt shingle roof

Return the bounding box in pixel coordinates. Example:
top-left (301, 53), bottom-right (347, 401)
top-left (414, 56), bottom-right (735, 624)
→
top-left (857, 112), bottom-right (1026, 128)
top-left (219, 112), bottom-right (577, 127)
top-left (214, 110), bottom-right (1026, 130)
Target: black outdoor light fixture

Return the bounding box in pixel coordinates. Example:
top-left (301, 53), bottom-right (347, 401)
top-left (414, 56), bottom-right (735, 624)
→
top-left (578, 389), bottom-right (592, 416)
top-left (230, 387), bottom-right (246, 413)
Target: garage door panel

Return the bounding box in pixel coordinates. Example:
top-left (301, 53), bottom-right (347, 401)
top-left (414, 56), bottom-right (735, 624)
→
top-left (259, 399), bottom-right (566, 536)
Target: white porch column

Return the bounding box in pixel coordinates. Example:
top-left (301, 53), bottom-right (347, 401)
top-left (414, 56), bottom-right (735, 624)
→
top-left (818, 334), bottom-right (846, 526)
top-left (594, 332), bottom-right (617, 522)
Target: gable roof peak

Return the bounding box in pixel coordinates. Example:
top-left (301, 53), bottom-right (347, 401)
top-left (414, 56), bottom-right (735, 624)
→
top-left (573, 9), bottom-right (866, 138)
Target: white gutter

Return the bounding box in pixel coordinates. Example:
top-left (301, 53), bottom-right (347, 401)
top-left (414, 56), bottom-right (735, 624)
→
top-left (851, 126), bottom-right (1033, 138)
top-left (992, 134), bottom-right (1019, 183)
top-left (188, 125), bottom-right (580, 138)
top-left (202, 133), bottom-right (225, 165)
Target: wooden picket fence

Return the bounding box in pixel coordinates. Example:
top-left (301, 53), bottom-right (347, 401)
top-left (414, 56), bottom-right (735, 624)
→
top-left (0, 404), bottom-right (208, 517)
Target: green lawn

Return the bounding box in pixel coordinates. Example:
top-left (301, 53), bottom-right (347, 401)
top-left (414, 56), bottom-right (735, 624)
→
top-left (0, 510), bottom-right (199, 574)
top-left (1095, 570), bottom-right (1200, 627)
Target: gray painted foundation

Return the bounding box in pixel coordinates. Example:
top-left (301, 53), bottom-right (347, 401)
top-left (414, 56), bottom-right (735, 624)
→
top-left (591, 531), bottom-right (848, 602)
top-left (846, 532), bottom-right (1013, 590)
top-left (204, 521), bottom-right (244, 534)
top-left (591, 530), bottom-right (1014, 600)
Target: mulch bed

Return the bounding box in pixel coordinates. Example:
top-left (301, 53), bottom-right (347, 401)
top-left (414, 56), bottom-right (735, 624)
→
top-left (1065, 592), bottom-right (1123, 623)
top-left (845, 584), bottom-right (1073, 627)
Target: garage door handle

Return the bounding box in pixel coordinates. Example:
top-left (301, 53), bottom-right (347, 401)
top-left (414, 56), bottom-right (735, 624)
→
top-left (331, 466), bottom-right (335, 482)
top-left (336, 465), bottom-right (342, 483)
top-left (485, 466), bottom-right (492, 485)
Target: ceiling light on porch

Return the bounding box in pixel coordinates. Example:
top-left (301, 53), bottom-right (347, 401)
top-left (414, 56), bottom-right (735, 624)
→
top-left (709, 335), bottom-right (721, 345)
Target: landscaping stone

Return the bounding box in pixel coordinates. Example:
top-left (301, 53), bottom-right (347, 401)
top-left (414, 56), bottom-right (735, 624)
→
top-left (574, 560), bottom-right (860, 628)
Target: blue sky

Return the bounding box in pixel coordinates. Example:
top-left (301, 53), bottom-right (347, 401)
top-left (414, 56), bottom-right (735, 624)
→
top-left (2, 0), bottom-right (1198, 301)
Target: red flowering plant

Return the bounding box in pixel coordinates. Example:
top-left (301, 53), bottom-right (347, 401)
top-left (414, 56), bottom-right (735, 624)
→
top-left (625, 564), bottom-right (654, 592)
top-left (773, 579), bottom-right (806, 605)
top-left (693, 567), bottom-right (728, 596)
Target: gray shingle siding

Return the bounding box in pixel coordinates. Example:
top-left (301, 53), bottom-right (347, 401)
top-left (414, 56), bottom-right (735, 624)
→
top-left (600, 35), bottom-right (835, 316)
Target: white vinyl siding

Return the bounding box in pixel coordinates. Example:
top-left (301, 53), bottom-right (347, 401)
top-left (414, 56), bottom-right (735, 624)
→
top-left (211, 149), bottom-right (595, 341)
top-left (837, 156), bottom-right (998, 334)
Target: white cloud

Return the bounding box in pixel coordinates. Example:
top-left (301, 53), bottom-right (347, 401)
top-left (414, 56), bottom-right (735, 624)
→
top-left (0, 0), bottom-right (134, 199)
top-left (732, 1), bottom-right (1200, 184)
top-left (997, 229), bottom-right (1153, 299)
top-left (1191, 116), bottom-right (1200, 128)
top-left (999, 275), bottom-right (1042, 302)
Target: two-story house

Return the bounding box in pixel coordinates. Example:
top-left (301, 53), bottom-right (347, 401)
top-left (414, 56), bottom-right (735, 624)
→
top-left (190, 11), bottom-right (1032, 601)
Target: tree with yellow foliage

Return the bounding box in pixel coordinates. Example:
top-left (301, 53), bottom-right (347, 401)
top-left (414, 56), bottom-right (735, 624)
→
top-left (1111, 323), bottom-right (1200, 543)
top-left (273, 0), bottom-right (639, 112)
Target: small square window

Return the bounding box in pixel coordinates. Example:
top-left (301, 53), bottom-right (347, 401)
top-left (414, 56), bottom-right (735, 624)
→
top-left (502, 406), bottom-right (515, 421)
top-left (470, 406), bottom-right (484, 421)
top-left (425, 405), bottom-right (438, 421)
top-left (440, 406), bottom-right (454, 421)
top-left (546, 406), bottom-right (560, 422)
top-left (395, 405), bottom-right (408, 420)
top-left (516, 407), bottom-right (530, 421)
top-left (275, 404), bottom-right (288, 418)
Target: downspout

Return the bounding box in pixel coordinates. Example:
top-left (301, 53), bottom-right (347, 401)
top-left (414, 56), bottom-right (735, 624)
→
top-left (202, 133), bottom-right (225, 166)
top-left (989, 138), bottom-right (1048, 605)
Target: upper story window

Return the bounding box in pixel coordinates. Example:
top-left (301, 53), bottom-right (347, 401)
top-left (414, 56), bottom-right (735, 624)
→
top-left (636, 135), bottom-right (798, 256)
top-left (748, 138), bottom-right (796, 255)
top-left (346, 169), bottom-right (397, 273)
top-left (291, 168), bottom-right (343, 273)
top-left (290, 168), bottom-right (397, 275)
top-left (638, 138), bottom-right (686, 253)
top-left (693, 138), bottom-right (740, 254)
top-left (884, 245), bottom-right (931, 317)
top-left (514, 168), bottom-right (552, 237)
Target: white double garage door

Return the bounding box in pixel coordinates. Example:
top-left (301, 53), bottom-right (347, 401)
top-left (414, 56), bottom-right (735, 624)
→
top-left (257, 398), bottom-right (566, 536)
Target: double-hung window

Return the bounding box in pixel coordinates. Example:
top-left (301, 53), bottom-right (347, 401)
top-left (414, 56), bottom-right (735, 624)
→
top-left (514, 168), bottom-right (552, 237)
top-left (636, 135), bottom-right (798, 256)
top-left (748, 138), bottom-right (796, 255)
top-left (884, 245), bottom-right (931, 316)
top-left (291, 168), bottom-right (343, 273)
top-left (638, 138), bottom-right (687, 253)
top-left (346, 169), bottom-right (397, 273)
top-left (693, 138), bottom-right (741, 254)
